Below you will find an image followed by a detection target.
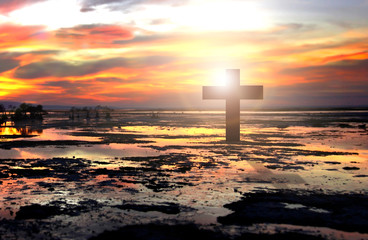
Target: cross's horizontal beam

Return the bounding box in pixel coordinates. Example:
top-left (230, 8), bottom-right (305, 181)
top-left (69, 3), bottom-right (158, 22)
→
top-left (203, 86), bottom-right (263, 100)
top-left (202, 86), bottom-right (227, 99)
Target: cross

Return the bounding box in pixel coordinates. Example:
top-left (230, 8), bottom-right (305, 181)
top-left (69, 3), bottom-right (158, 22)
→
top-left (203, 69), bottom-right (263, 142)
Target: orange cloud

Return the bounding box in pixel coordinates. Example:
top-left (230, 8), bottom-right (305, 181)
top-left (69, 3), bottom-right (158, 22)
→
top-left (321, 51), bottom-right (368, 64)
top-left (1, 16), bottom-right (367, 108)
top-left (54, 24), bottom-right (134, 49)
top-left (0, 23), bottom-right (49, 49)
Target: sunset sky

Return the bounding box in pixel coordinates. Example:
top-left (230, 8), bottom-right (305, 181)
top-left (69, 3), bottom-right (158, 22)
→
top-left (0, 0), bottom-right (368, 109)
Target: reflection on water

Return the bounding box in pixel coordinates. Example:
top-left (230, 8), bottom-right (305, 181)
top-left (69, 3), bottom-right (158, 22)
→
top-left (0, 121), bottom-right (42, 136)
top-left (0, 144), bottom-right (162, 160)
top-left (120, 125), bottom-right (223, 136)
top-left (0, 111), bottom-right (367, 240)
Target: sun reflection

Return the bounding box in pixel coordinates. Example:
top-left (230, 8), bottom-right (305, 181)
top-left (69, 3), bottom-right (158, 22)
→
top-left (120, 125), bottom-right (222, 136)
top-left (0, 125), bottom-right (42, 136)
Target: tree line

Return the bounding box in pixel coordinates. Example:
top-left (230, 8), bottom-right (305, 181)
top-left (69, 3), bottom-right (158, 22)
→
top-left (0, 103), bottom-right (114, 124)
top-left (0, 103), bottom-right (47, 123)
top-left (69, 105), bottom-right (113, 120)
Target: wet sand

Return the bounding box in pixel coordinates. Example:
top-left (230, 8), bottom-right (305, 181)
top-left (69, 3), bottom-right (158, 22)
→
top-left (0, 110), bottom-right (367, 239)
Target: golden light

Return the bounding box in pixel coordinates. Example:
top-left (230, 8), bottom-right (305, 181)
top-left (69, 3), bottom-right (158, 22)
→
top-left (173, 1), bottom-right (271, 32)
top-left (212, 70), bottom-right (227, 86)
top-left (116, 0), bottom-right (271, 32)
top-left (8, 0), bottom-right (124, 30)
top-left (9, 0), bottom-right (79, 29)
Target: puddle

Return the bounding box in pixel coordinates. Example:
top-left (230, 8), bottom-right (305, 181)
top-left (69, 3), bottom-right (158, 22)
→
top-left (0, 144), bottom-right (162, 159)
top-left (0, 121), bottom-right (43, 138)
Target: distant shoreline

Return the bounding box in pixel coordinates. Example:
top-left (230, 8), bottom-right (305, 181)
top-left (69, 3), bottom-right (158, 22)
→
top-left (45, 107), bottom-right (368, 112)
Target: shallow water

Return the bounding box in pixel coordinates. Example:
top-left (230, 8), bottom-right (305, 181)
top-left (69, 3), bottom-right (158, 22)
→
top-left (0, 110), bottom-right (367, 239)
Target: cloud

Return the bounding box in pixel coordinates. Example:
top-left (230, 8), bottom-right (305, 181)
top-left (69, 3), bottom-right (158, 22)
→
top-left (26, 50), bottom-right (61, 55)
top-left (1, 50), bottom-right (60, 57)
top-left (262, 37), bottom-right (367, 57)
top-left (0, 49), bottom-right (60, 66)
top-left (80, 6), bottom-right (95, 12)
top-left (272, 58), bottom-right (368, 106)
top-left (282, 58), bottom-right (368, 79)
top-left (26, 76), bottom-right (149, 105)
top-left (0, 50), bottom-right (62, 74)
top-left (32, 79), bottom-right (142, 104)
top-left (14, 58), bottom-right (125, 79)
top-left (270, 23), bottom-right (316, 34)
top-left (80, 0), bottom-right (187, 12)
top-left (39, 77), bottom-right (143, 97)
top-left (42, 77), bottom-right (128, 88)
top-left (0, 24), bottom-right (48, 49)
top-left (150, 18), bottom-right (172, 25)
top-left (0, 0), bottom-right (46, 14)
top-left (113, 34), bottom-right (171, 45)
top-left (262, 0), bottom-right (368, 23)
top-left (267, 78), bottom-right (368, 107)
top-left (41, 80), bottom-right (100, 95)
top-left (0, 52), bottom-right (19, 73)
top-left (94, 77), bottom-right (125, 83)
top-left (320, 51), bottom-right (368, 64)
top-left (55, 24), bottom-right (134, 48)
top-left (14, 55), bottom-right (175, 79)
top-left (80, 0), bottom-right (146, 12)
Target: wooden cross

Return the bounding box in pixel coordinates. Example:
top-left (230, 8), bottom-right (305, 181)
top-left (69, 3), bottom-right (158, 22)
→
top-left (203, 69), bottom-right (263, 142)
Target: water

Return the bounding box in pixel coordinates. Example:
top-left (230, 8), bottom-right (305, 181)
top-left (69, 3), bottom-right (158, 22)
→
top-left (0, 110), bottom-right (367, 239)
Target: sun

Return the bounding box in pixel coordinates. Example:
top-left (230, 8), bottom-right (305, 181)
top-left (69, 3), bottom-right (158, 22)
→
top-left (212, 70), bottom-right (227, 86)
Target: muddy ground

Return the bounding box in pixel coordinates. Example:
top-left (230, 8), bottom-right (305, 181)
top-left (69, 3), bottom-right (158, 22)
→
top-left (0, 110), bottom-right (367, 240)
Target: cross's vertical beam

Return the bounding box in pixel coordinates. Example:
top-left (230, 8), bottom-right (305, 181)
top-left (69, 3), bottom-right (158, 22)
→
top-left (226, 69), bottom-right (240, 142)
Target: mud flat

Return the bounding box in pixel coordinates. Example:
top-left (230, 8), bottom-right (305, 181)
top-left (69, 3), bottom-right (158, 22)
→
top-left (0, 110), bottom-right (367, 239)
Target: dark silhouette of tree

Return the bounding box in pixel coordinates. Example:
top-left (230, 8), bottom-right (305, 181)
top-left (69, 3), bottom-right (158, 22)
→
top-left (8, 104), bottom-right (15, 111)
top-left (68, 105), bottom-right (113, 120)
top-left (95, 105), bottom-right (101, 118)
top-left (0, 104), bottom-right (7, 123)
top-left (69, 106), bottom-right (76, 120)
top-left (11, 103), bottom-right (47, 121)
top-left (150, 111), bottom-right (159, 118)
top-left (101, 106), bottom-right (113, 119)
top-left (82, 107), bottom-right (91, 119)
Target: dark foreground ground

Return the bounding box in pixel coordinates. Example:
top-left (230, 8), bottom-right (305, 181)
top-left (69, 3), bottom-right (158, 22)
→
top-left (0, 110), bottom-right (367, 239)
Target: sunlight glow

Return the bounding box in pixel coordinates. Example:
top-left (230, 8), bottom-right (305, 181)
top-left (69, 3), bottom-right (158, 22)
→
top-left (122, 0), bottom-right (271, 32)
top-left (212, 70), bottom-right (227, 86)
top-left (175, 1), bottom-right (271, 32)
top-left (0, 14), bottom-right (8, 23)
top-left (9, 0), bottom-right (81, 29)
top-left (8, 0), bottom-right (124, 30)
top-left (8, 0), bottom-right (270, 33)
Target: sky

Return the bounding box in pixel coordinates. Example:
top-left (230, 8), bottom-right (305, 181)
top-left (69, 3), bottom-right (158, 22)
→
top-left (0, 0), bottom-right (368, 109)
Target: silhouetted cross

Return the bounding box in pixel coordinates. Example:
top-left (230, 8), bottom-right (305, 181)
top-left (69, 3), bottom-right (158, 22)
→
top-left (203, 69), bottom-right (263, 142)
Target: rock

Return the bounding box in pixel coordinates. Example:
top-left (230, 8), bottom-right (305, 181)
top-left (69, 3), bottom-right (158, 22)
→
top-left (115, 202), bottom-right (184, 215)
top-left (15, 204), bottom-right (61, 220)
top-left (343, 167), bottom-right (360, 170)
top-left (218, 190), bottom-right (368, 233)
